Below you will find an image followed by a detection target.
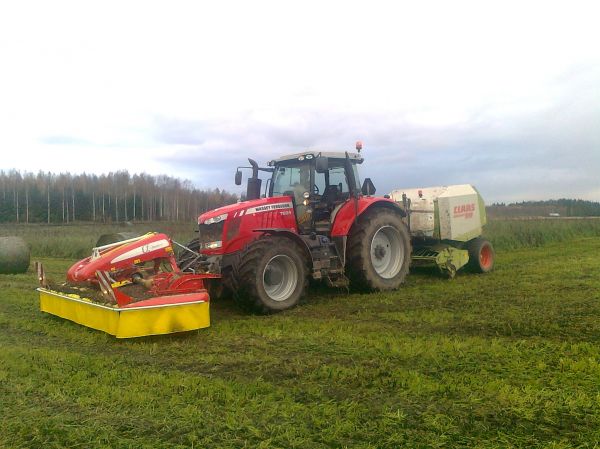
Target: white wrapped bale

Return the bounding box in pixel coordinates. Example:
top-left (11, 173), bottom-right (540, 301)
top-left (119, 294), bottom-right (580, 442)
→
top-left (0, 236), bottom-right (30, 274)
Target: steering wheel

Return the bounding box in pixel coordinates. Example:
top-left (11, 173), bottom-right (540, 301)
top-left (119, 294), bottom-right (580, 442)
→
top-left (312, 184), bottom-right (320, 195)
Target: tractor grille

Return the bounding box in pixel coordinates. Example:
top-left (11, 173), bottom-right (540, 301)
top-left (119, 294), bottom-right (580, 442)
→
top-left (198, 222), bottom-right (224, 248)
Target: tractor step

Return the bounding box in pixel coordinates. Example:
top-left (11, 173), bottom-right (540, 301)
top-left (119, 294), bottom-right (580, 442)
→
top-left (325, 273), bottom-right (349, 289)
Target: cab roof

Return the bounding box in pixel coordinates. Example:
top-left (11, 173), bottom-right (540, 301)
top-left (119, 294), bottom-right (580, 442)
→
top-left (268, 151), bottom-right (363, 166)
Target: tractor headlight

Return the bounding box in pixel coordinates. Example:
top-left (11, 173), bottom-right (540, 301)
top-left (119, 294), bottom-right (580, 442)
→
top-left (303, 191), bottom-right (310, 206)
top-left (204, 240), bottom-right (222, 249)
top-left (203, 213), bottom-right (228, 225)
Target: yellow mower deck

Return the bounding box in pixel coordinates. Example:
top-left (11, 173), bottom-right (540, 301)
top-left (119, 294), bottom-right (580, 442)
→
top-left (38, 288), bottom-right (210, 338)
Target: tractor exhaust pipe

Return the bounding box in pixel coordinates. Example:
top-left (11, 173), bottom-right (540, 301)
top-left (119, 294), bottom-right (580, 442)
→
top-left (246, 158), bottom-right (262, 200)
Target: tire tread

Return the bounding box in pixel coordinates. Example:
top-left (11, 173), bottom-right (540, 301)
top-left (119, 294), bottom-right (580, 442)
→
top-left (232, 236), bottom-right (308, 313)
top-left (346, 208), bottom-right (411, 291)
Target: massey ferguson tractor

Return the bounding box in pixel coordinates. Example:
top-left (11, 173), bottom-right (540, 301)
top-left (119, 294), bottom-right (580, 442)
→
top-left (177, 143), bottom-right (495, 313)
top-left (177, 144), bottom-right (413, 313)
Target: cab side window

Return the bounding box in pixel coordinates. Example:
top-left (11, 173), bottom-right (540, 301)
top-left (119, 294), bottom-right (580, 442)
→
top-left (328, 167), bottom-right (349, 193)
top-left (272, 166), bottom-right (301, 196)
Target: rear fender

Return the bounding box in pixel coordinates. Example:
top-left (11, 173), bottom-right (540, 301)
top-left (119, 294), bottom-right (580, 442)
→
top-left (330, 197), bottom-right (405, 237)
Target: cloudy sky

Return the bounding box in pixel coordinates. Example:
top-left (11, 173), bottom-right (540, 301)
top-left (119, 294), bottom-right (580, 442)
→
top-left (0, 0), bottom-right (598, 203)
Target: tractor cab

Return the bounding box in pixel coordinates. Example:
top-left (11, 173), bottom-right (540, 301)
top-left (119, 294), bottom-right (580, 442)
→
top-left (267, 151), bottom-right (365, 233)
top-left (192, 143), bottom-right (412, 312)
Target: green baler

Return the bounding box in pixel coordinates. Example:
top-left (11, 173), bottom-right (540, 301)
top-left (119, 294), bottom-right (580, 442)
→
top-left (389, 184), bottom-right (494, 277)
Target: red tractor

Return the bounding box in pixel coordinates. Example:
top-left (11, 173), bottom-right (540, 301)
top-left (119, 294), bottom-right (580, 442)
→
top-left (178, 144), bottom-right (411, 312)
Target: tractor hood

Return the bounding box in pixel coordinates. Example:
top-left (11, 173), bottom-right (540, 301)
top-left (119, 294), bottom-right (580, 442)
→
top-left (197, 197), bottom-right (294, 225)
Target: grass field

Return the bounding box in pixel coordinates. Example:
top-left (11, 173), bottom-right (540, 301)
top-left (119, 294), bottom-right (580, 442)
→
top-left (1, 222), bottom-right (600, 447)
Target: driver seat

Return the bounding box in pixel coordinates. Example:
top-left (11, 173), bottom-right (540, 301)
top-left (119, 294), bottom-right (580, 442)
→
top-left (312, 185), bottom-right (340, 234)
top-left (321, 184), bottom-right (340, 210)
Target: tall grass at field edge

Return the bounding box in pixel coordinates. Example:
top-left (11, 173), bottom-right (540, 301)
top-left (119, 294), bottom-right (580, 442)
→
top-left (0, 222), bottom-right (195, 259)
top-left (1, 218), bottom-right (599, 259)
top-left (484, 218), bottom-right (600, 250)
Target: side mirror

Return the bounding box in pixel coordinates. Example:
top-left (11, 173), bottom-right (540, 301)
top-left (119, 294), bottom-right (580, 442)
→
top-left (361, 178), bottom-right (376, 196)
top-left (235, 170), bottom-right (242, 185)
top-left (315, 156), bottom-right (329, 173)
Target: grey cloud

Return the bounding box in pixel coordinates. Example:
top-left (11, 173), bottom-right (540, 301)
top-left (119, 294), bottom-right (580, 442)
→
top-left (148, 63), bottom-right (600, 202)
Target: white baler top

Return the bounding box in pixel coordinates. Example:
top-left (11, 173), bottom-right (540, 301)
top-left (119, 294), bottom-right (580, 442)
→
top-left (389, 184), bottom-right (487, 242)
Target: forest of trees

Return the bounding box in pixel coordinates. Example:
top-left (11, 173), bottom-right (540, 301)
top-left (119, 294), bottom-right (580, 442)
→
top-left (3, 169), bottom-right (597, 223)
top-left (0, 170), bottom-right (238, 224)
top-left (487, 199), bottom-right (600, 218)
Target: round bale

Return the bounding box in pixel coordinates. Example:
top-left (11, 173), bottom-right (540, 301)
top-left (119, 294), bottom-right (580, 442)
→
top-left (0, 236), bottom-right (30, 274)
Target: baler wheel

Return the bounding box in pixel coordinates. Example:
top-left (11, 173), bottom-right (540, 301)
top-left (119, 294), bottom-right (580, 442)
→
top-left (466, 238), bottom-right (495, 273)
top-left (232, 236), bottom-right (308, 313)
top-left (347, 208), bottom-right (411, 291)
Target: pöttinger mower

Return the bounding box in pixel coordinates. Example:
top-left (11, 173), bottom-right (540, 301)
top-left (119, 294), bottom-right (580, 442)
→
top-left (36, 233), bottom-right (214, 338)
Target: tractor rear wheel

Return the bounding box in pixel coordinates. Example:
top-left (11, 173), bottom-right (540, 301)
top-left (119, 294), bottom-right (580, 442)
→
top-left (347, 208), bottom-right (411, 291)
top-left (232, 236), bottom-right (308, 313)
top-left (466, 238), bottom-right (495, 273)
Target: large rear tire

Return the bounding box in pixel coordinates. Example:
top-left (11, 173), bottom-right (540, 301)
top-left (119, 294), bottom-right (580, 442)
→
top-left (347, 208), bottom-right (411, 291)
top-left (232, 236), bottom-right (308, 313)
top-left (467, 238), bottom-right (495, 273)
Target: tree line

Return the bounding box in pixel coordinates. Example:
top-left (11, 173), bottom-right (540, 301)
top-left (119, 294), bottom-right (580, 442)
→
top-left (488, 199), bottom-right (600, 218)
top-left (0, 170), bottom-right (238, 224)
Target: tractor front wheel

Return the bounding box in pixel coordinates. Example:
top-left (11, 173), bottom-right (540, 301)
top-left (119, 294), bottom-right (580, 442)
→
top-left (466, 238), bottom-right (495, 273)
top-left (177, 238), bottom-right (202, 272)
top-left (233, 236), bottom-right (308, 313)
top-left (347, 208), bottom-right (411, 291)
